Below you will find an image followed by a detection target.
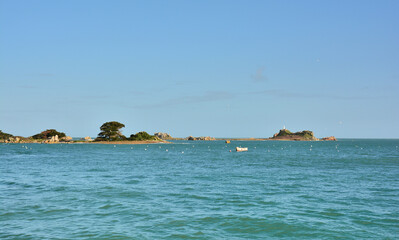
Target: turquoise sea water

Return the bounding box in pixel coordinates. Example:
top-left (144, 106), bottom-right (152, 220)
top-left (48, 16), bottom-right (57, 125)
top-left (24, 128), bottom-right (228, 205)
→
top-left (1, 139), bottom-right (398, 239)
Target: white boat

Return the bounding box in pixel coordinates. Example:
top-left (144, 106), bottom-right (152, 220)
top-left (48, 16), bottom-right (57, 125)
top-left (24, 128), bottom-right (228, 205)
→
top-left (236, 147), bottom-right (248, 152)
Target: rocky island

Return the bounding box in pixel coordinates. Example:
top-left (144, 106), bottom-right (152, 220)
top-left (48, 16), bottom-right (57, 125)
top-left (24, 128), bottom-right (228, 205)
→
top-left (269, 128), bottom-right (336, 141)
top-left (0, 129), bottom-right (72, 143)
top-left (187, 136), bottom-right (216, 141)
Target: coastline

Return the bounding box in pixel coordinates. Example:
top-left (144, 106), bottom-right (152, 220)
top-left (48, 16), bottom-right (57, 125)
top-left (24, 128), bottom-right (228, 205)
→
top-left (86, 140), bottom-right (170, 144)
top-left (0, 140), bottom-right (170, 145)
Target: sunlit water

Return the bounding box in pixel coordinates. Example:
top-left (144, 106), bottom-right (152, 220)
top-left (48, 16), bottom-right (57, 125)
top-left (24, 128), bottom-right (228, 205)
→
top-left (1, 139), bottom-right (398, 239)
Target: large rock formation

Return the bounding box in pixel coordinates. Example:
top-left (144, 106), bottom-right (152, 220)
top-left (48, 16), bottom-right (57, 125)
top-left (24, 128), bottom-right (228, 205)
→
top-left (42, 135), bottom-right (59, 144)
top-left (61, 136), bottom-right (73, 142)
top-left (3, 137), bottom-right (20, 143)
top-left (186, 136), bottom-right (216, 141)
top-left (154, 132), bottom-right (173, 140)
top-left (270, 129), bottom-right (319, 141)
top-left (321, 136), bottom-right (337, 141)
top-left (187, 136), bottom-right (195, 141)
top-left (83, 136), bottom-right (93, 142)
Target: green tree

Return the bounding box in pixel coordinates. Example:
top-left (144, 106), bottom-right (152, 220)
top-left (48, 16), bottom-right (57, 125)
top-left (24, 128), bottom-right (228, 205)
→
top-left (96, 121), bottom-right (126, 141)
top-left (129, 131), bottom-right (156, 141)
top-left (31, 129), bottom-right (66, 139)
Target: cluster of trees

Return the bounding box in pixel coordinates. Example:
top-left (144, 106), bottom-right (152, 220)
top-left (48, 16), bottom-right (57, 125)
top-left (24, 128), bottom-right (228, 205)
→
top-left (31, 129), bottom-right (66, 139)
top-left (129, 131), bottom-right (156, 141)
top-left (95, 121), bottom-right (156, 141)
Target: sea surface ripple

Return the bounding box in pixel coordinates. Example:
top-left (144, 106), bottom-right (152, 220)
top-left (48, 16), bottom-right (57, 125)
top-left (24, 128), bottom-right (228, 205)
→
top-left (1, 139), bottom-right (398, 239)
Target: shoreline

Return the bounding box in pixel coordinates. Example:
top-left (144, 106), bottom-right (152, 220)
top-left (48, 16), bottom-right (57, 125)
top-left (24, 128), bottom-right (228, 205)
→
top-left (0, 140), bottom-right (170, 145)
top-left (86, 140), bottom-right (170, 144)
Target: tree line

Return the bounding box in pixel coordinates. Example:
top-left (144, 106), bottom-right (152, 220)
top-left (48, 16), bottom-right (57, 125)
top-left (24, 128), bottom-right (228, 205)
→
top-left (95, 121), bottom-right (156, 141)
top-left (1, 121), bottom-right (157, 142)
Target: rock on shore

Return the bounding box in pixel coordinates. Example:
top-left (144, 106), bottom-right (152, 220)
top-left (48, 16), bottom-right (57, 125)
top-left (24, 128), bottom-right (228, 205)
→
top-left (154, 132), bottom-right (173, 140)
top-left (321, 136), bottom-right (337, 141)
top-left (187, 136), bottom-right (216, 141)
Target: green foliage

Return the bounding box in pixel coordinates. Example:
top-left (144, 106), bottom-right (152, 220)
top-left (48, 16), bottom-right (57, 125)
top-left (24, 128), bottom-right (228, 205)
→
top-left (0, 130), bottom-right (13, 140)
top-left (295, 130), bottom-right (314, 139)
top-left (96, 121), bottom-right (126, 141)
top-left (129, 131), bottom-right (156, 141)
top-left (274, 129), bottom-right (315, 140)
top-left (276, 129), bottom-right (293, 136)
top-left (31, 129), bottom-right (66, 139)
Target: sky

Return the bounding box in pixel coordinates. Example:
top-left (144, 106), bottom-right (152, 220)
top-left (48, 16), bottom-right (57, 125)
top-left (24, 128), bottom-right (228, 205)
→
top-left (1, 0), bottom-right (398, 138)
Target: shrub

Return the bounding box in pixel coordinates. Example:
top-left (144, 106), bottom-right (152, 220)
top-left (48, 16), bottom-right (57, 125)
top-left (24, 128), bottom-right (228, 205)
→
top-left (31, 129), bottom-right (66, 139)
top-left (129, 131), bottom-right (156, 141)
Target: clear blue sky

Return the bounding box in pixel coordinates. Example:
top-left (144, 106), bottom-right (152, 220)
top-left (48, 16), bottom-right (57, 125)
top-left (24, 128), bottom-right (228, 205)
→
top-left (1, 0), bottom-right (398, 138)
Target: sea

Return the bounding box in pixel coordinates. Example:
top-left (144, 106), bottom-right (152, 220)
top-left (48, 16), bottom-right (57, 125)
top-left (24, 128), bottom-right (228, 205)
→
top-left (1, 139), bottom-right (398, 239)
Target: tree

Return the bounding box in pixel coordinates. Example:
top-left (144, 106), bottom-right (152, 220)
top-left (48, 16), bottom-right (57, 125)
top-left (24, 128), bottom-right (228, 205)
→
top-left (31, 129), bottom-right (66, 139)
top-left (129, 131), bottom-right (156, 141)
top-left (96, 121), bottom-right (126, 141)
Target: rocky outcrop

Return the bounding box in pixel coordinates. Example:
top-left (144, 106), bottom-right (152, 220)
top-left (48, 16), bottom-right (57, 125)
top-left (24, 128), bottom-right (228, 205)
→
top-left (270, 129), bottom-right (319, 141)
top-left (201, 136), bottom-right (216, 141)
top-left (186, 136), bottom-right (216, 141)
top-left (61, 136), bottom-right (73, 142)
top-left (0, 130), bottom-right (14, 141)
top-left (321, 136), bottom-right (337, 141)
top-left (3, 137), bottom-right (20, 143)
top-left (83, 136), bottom-right (93, 142)
top-left (154, 132), bottom-right (173, 140)
top-left (43, 135), bottom-right (59, 143)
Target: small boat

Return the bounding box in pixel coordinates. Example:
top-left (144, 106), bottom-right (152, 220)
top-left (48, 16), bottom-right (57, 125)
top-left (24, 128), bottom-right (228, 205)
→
top-left (225, 140), bottom-right (231, 143)
top-left (236, 147), bottom-right (248, 152)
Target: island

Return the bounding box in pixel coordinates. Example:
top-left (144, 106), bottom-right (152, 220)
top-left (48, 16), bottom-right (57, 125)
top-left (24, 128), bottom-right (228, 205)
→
top-left (269, 128), bottom-right (336, 141)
